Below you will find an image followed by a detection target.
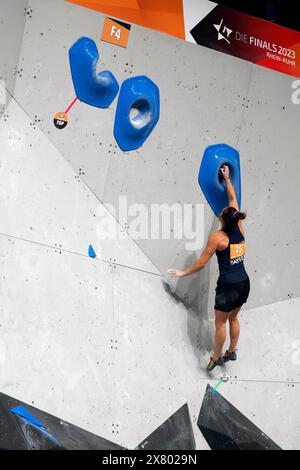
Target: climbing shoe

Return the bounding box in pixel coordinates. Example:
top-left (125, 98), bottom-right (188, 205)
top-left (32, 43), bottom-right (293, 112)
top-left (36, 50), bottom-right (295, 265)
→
top-left (206, 356), bottom-right (224, 372)
top-left (223, 350), bottom-right (237, 363)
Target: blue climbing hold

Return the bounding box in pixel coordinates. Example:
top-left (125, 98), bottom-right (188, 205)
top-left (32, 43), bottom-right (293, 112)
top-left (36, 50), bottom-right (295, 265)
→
top-left (88, 244), bottom-right (96, 259)
top-left (114, 75), bottom-right (160, 151)
top-left (11, 406), bottom-right (62, 446)
top-left (11, 406), bottom-right (46, 429)
top-left (69, 36), bottom-right (119, 108)
top-left (198, 144), bottom-right (241, 217)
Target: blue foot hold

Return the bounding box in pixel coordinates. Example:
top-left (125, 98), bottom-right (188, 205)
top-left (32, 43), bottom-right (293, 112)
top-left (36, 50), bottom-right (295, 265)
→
top-left (198, 144), bottom-right (241, 217)
top-left (11, 406), bottom-right (61, 446)
top-left (114, 75), bottom-right (160, 151)
top-left (88, 244), bottom-right (97, 259)
top-left (69, 36), bottom-right (119, 108)
top-left (11, 406), bottom-right (46, 429)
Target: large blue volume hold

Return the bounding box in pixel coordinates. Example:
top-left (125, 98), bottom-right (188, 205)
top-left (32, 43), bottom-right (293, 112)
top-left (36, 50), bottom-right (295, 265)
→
top-left (114, 75), bottom-right (160, 151)
top-left (69, 36), bottom-right (119, 108)
top-left (198, 144), bottom-right (241, 217)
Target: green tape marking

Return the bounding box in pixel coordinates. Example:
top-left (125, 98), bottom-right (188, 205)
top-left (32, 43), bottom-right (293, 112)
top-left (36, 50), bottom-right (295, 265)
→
top-left (213, 379), bottom-right (222, 394)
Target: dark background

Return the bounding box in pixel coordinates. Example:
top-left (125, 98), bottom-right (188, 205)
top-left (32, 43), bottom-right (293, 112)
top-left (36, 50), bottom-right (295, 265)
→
top-left (215, 1), bottom-right (300, 32)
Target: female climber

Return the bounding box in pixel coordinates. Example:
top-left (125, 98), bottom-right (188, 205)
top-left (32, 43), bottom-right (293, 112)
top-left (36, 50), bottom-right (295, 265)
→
top-left (168, 165), bottom-right (250, 372)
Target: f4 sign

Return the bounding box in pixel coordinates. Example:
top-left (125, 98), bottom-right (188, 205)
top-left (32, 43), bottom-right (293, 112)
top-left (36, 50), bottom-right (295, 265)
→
top-left (111, 25), bottom-right (121, 40)
top-left (101, 17), bottom-right (131, 48)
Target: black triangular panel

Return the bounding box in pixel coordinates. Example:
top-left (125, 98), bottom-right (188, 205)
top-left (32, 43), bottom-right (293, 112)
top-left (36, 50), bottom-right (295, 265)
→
top-left (0, 392), bottom-right (125, 450)
top-left (198, 385), bottom-right (281, 450)
top-left (13, 415), bottom-right (63, 450)
top-left (136, 404), bottom-right (195, 450)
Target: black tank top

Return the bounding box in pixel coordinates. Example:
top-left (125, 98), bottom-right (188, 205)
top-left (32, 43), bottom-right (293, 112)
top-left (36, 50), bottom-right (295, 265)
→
top-left (216, 225), bottom-right (248, 283)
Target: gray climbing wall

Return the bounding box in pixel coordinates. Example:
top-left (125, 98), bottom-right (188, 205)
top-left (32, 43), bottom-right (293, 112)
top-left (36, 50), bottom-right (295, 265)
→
top-left (10, 0), bottom-right (300, 311)
top-left (0, 0), bottom-right (299, 450)
top-left (0, 0), bottom-right (28, 117)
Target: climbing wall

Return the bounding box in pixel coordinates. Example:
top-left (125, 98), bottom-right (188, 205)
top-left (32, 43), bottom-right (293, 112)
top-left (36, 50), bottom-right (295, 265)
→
top-left (0, 0), bottom-right (28, 117)
top-left (0, 0), bottom-right (299, 449)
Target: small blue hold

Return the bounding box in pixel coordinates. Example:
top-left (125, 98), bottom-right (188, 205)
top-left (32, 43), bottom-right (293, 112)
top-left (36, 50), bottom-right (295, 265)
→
top-left (88, 244), bottom-right (96, 259)
top-left (11, 406), bottom-right (46, 429)
top-left (11, 406), bottom-right (62, 447)
top-left (69, 36), bottom-right (119, 108)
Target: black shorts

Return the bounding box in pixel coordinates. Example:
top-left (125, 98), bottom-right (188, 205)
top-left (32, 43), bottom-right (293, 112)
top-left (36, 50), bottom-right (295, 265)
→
top-left (214, 277), bottom-right (250, 313)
